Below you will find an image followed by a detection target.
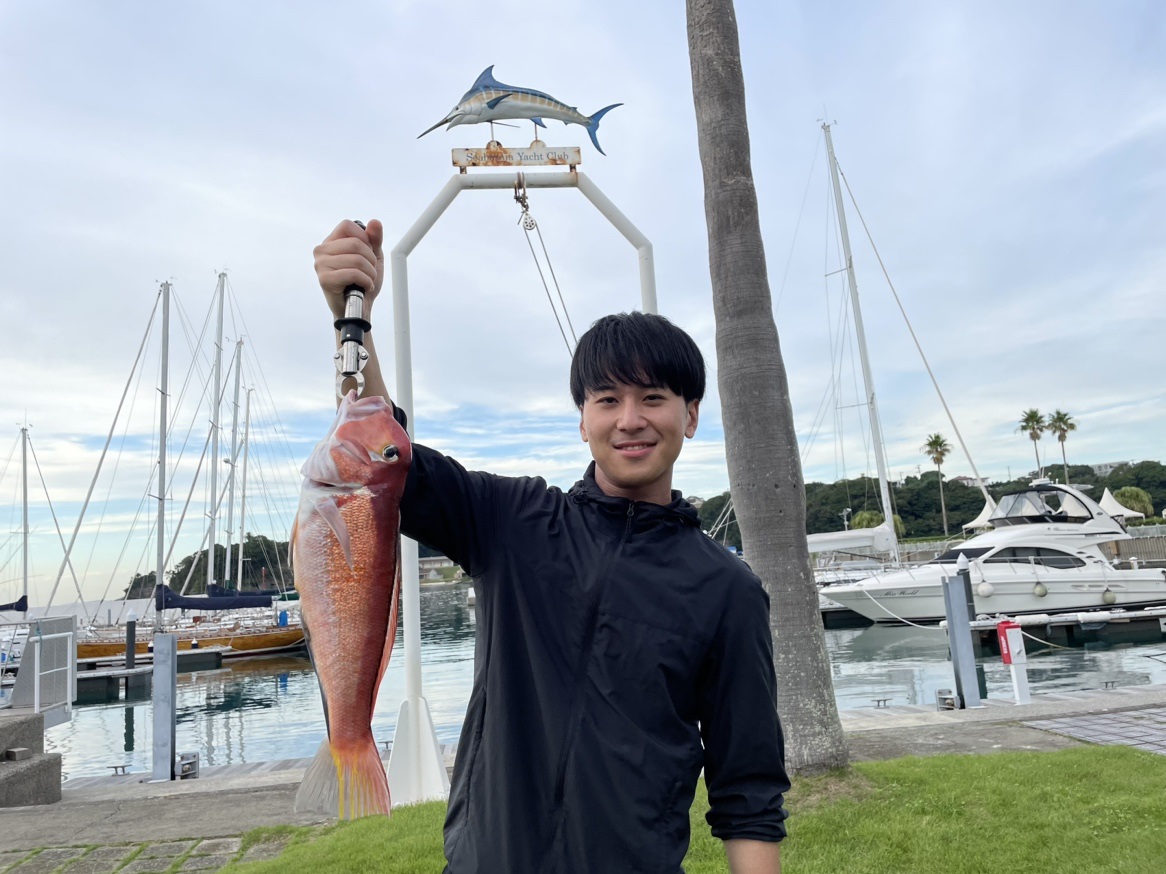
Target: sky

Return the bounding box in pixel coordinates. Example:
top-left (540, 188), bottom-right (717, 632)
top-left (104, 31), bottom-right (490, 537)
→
top-left (2, 1), bottom-right (1164, 605)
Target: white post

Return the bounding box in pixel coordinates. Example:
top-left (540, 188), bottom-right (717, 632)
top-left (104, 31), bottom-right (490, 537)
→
top-left (207, 274), bottom-right (226, 592)
top-left (151, 633), bottom-right (178, 781)
top-left (20, 425), bottom-right (29, 619)
top-left (32, 637), bottom-right (40, 713)
top-left (156, 282), bottom-right (170, 631)
top-left (997, 620), bottom-right (1031, 705)
top-left (236, 389), bottom-right (252, 586)
top-left (386, 168), bottom-right (656, 804)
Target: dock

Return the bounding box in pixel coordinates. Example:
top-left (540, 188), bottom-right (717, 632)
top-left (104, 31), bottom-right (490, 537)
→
top-left (967, 605), bottom-right (1166, 655)
top-left (75, 665), bottom-right (153, 704)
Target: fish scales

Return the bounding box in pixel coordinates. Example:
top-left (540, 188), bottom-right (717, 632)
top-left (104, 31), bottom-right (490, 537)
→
top-left (293, 391), bottom-right (411, 820)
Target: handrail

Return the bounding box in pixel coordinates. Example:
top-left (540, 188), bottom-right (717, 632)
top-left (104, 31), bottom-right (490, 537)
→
top-left (30, 630), bottom-right (75, 715)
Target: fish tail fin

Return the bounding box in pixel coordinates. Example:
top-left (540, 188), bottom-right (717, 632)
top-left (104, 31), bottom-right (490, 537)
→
top-left (295, 738), bottom-right (391, 820)
top-left (585, 103), bottom-right (623, 156)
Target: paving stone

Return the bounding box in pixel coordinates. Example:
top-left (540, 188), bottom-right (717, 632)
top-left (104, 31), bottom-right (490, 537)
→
top-left (30, 851), bottom-right (86, 864)
top-left (138, 842), bottom-right (195, 860)
top-left (178, 855), bottom-right (233, 871)
top-left (79, 848), bottom-right (138, 863)
top-left (59, 860), bottom-right (126, 874)
top-left (0, 852), bottom-right (32, 870)
top-left (189, 840), bottom-right (241, 857)
top-left (118, 860), bottom-right (175, 874)
top-left (235, 841), bottom-right (288, 864)
top-left (7, 861), bottom-right (63, 874)
top-left (10, 849), bottom-right (88, 874)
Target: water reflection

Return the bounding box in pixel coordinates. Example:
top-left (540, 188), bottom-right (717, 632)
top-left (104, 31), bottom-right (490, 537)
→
top-left (48, 583), bottom-right (478, 780)
top-left (826, 624), bottom-right (1165, 709)
top-left (46, 582), bottom-right (1166, 778)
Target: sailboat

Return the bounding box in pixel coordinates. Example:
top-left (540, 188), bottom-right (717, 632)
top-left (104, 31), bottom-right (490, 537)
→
top-left (63, 278), bottom-right (306, 661)
top-left (779, 123), bottom-right (995, 625)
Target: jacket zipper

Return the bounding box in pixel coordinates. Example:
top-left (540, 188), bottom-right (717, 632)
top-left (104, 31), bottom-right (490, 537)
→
top-left (550, 501), bottom-right (635, 812)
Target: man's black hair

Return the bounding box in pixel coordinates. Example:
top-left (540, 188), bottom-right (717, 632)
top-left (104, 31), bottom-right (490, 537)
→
top-left (570, 311), bottom-right (706, 407)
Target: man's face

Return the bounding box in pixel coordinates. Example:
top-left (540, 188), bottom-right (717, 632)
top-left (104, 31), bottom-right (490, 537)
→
top-left (579, 383), bottom-right (699, 505)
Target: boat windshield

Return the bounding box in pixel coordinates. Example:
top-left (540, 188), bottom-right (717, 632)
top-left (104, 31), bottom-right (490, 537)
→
top-left (928, 547), bottom-right (993, 564)
top-left (990, 489), bottom-right (1096, 526)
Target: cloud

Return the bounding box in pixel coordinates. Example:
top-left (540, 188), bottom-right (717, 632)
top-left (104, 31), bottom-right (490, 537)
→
top-left (2, 1), bottom-right (1164, 594)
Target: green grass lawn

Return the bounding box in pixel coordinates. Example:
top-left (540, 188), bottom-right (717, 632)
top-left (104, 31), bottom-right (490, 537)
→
top-left (226, 746), bottom-right (1166, 873)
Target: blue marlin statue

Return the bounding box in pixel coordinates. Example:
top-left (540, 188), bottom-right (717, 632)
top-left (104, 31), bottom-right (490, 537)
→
top-left (419, 66), bottom-right (622, 155)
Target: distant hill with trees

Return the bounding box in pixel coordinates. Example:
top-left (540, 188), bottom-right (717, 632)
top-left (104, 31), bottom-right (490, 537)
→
top-left (124, 532), bottom-right (451, 598)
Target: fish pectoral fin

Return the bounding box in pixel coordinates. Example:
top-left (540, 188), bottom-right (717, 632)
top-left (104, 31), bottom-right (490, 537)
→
top-left (315, 498), bottom-right (354, 571)
top-left (486, 93), bottom-right (514, 110)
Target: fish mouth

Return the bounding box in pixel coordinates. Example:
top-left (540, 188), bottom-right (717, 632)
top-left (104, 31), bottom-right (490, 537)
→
top-left (418, 114), bottom-right (457, 138)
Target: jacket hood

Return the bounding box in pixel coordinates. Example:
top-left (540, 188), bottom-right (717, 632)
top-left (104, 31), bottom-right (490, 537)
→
top-left (568, 462), bottom-right (701, 528)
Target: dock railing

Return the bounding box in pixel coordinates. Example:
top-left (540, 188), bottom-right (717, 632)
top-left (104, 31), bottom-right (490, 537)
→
top-left (3, 616), bottom-right (77, 729)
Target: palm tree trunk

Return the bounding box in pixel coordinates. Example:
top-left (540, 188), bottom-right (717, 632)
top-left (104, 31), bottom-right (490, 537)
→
top-left (1061, 442), bottom-right (1069, 485)
top-left (687, 0), bottom-right (847, 773)
top-left (937, 464), bottom-right (948, 536)
top-left (1032, 437), bottom-right (1041, 478)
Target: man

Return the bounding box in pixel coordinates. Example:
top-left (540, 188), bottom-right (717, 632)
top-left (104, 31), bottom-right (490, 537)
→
top-left (315, 219), bottom-right (789, 873)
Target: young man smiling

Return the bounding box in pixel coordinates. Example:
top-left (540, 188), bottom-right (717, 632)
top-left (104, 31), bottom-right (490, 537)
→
top-left (315, 219), bottom-right (789, 873)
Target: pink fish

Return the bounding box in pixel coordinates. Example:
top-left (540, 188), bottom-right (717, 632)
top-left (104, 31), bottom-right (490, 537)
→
top-left (292, 391), bottom-right (411, 819)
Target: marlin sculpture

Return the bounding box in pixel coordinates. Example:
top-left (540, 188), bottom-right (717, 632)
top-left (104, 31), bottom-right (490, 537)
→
top-left (419, 66), bottom-right (622, 155)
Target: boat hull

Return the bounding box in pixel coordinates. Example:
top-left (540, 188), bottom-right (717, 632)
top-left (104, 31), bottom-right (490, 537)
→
top-left (77, 626), bottom-right (306, 660)
top-left (823, 566), bottom-right (1166, 624)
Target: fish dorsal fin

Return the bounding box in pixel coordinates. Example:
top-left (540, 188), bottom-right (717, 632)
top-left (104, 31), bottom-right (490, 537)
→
top-left (469, 65), bottom-right (502, 92)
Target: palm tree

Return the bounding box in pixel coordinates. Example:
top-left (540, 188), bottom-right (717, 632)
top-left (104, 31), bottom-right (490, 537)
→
top-left (922, 434), bottom-right (952, 536)
top-left (1017, 409), bottom-right (1045, 477)
top-left (687, 0), bottom-right (847, 772)
top-left (1045, 410), bottom-right (1077, 484)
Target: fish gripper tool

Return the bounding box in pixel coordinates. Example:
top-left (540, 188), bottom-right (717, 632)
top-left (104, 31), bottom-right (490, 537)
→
top-left (334, 219), bottom-right (372, 397)
top-left (335, 286), bottom-right (371, 397)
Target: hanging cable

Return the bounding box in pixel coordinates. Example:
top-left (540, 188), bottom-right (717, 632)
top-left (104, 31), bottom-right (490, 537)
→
top-left (839, 166), bottom-right (992, 503)
top-left (46, 291), bottom-right (160, 612)
top-left (27, 439), bottom-right (87, 607)
top-left (514, 174), bottom-right (575, 356)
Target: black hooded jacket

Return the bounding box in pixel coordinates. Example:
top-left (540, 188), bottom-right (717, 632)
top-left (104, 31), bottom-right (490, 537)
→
top-left (400, 443), bottom-right (790, 874)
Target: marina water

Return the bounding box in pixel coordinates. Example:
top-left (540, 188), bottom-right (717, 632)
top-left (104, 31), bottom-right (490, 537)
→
top-left (46, 583), bottom-right (1166, 780)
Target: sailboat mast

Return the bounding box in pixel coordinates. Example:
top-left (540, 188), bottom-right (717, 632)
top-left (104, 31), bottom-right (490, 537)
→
top-left (822, 122), bottom-right (900, 562)
top-left (156, 281), bottom-right (170, 631)
top-left (207, 273), bottom-right (226, 593)
top-left (236, 388), bottom-right (252, 587)
top-left (20, 424), bottom-right (29, 619)
top-left (223, 339), bottom-right (243, 589)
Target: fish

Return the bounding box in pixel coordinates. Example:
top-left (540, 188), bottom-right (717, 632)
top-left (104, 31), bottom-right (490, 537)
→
top-left (292, 390), bottom-right (411, 819)
top-left (418, 65), bottom-right (622, 155)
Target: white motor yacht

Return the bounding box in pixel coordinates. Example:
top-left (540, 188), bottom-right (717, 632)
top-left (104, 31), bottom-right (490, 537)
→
top-left (821, 481), bottom-right (1166, 623)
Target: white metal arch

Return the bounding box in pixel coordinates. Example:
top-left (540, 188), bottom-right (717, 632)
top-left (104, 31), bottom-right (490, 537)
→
top-left (386, 169), bottom-right (656, 805)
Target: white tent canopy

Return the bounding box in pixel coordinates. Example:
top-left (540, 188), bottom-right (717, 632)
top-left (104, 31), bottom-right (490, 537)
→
top-left (962, 497), bottom-right (997, 531)
top-left (1100, 487), bottom-right (1145, 519)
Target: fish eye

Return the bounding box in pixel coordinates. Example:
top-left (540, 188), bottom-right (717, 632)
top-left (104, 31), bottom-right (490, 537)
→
top-left (382, 445), bottom-right (400, 462)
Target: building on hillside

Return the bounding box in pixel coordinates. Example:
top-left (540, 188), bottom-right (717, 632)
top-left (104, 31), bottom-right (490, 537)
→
top-left (1090, 461), bottom-right (1133, 477)
top-left (949, 476), bottom-right (986, 489)
top-left (685, 496), bottom-right (705, 510)
top-left (418, 555), bottom-right (455, 573)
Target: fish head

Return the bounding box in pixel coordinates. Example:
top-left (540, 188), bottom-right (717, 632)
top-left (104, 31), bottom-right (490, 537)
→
top-left (417, 97), bottom-right (485, 137)
top-left (301, 391), bottom-right (412, 493)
